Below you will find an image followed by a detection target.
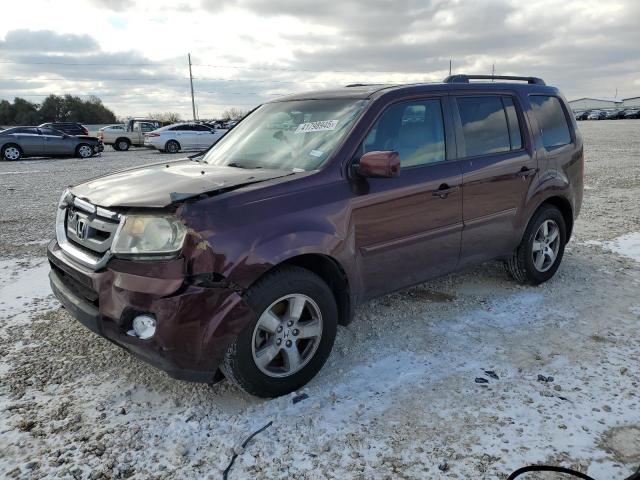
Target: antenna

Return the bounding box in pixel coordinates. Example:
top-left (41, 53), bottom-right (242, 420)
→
top-left (449, 59), bottom-right (452, 76)
top-left (491, 64), bottom-right (495, 81)
top-left (188, 53), bottom-right (197, 121)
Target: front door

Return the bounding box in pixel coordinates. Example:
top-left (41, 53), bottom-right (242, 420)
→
top-left (39, 128), bottom-right (73, 155)
top-left (350, 97), bottom-right (463, 299)
top-left (452, 94), bottom-right (537, 267)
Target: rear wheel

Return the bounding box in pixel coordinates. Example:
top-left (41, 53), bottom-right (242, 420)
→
top-left (2, 144), bottom-right (22, 161)
top-left (505, 204), bottom-right (566, 284)
top-left (221, 266), bottom-right (338, 398)
top-left (114, 138), bottom-right (130, 151)
top-left (76, 144), bottom-right (93, 158)
top-left (165, 140), bottom-right (180, 153)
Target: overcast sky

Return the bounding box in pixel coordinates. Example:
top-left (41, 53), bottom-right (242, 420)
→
top-left (0, 0), bottom-right (638, 119)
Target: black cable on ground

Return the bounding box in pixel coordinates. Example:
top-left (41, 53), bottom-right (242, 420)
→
top-left (508, 464), bottom-right (640, 479)
top-left (507, 465), bottom-right (596, 480)
top-left (222, 421), bottom-right (273, 480)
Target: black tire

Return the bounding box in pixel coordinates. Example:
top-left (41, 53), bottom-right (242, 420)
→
top-left (2, 144), bottom-right (22, 161)
top-left (505, 204), bottom-right (567, 285)
top-left (114, 138), bottom-right (130, 151)
top-left (76, 143), bottom-right (93, 158)
top-left (165, 140), bottom-right (180, 153)
top-left (221, 266), bottom-right (338, 398)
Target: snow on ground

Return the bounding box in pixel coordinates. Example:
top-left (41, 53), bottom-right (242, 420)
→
top-left (1, 121), bottom-right (640, 479)
top-left (0, 258), bottom-right (56, 330)
top-left (603, 233), bottom-right (640, 263)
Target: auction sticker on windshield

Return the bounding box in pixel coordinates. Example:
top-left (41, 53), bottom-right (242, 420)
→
top-left (295, 120), bottom-right (338, 134)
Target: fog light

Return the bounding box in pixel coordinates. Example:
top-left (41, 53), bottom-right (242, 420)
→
top-left (131, 314), bottom-right (156, 340)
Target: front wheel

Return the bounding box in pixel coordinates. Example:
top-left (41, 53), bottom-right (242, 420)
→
top-left (505, 204), bottom-right (566, 284)
top-left (76, 144), bottom-right (93, 158)
top-left (221, 266), bottom-right (338, 398)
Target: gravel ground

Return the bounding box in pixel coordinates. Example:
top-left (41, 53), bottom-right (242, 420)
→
top-left (1, 121), bottom-right (639, 479)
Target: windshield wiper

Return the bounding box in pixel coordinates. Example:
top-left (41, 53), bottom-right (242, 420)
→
top-left (227, 162), bottom-right (262, 169)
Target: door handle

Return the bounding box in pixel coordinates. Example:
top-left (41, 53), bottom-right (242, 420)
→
top-left (517, 167), bottom-right (537, 179)
top-left (432, 184), bottom-right (460, 199)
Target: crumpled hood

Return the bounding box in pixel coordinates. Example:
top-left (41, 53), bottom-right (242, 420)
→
top-left (71, 159), bottom-right (291, 208)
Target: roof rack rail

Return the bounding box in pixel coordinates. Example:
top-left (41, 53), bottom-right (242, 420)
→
top-left (345, 83), bottom-right (375, 87)
top-left (443, 74), bottom-right (546, 85)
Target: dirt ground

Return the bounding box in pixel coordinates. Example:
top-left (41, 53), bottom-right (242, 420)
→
top-left (1, 121), bottom-right (639, 479)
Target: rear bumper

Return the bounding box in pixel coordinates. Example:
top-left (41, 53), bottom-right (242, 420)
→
top-left (47, 240), bottom-right (254, 383)
top-left (143, 138), bottom-right (163, 149)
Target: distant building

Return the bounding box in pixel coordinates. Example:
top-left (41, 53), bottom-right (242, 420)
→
top-left (568, 98), bottom-right (622, 111)
top-left (622, 96), bottom-right (640, 108)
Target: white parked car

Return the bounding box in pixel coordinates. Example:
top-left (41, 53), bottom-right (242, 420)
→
top-left (144, 123), bottom-right (225, 153)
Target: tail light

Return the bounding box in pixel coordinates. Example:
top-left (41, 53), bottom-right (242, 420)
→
top-left (146, 133), bottom-right (160, 137)
top-left (81, 126), bottom-right (89, 135)
top-left (98, 132), bottom-right (103, 139)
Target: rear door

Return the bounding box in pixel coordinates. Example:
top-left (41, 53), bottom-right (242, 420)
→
top-left (351, 96), bottom-right (463, 299)
top-left (452, 94), bottom-right (537, 267)
top-left (11, 127), bottom-right (43, 155)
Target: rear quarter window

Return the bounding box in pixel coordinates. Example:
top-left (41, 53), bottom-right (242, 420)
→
top-left (529, 95), bottom-right (572, 148)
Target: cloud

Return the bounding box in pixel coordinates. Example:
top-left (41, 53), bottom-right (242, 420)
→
top-left (0, 1), bottom-right (639, 117)
top-left (87, 0), bottom-right (130, 10)
top-left (0, 30), bottom-right (99, 53)
top-left (209, 0), bottom-right (640, 100)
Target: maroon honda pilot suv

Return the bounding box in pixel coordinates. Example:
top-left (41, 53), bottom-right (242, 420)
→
top-left (48, 75), bottom-right (583, 397)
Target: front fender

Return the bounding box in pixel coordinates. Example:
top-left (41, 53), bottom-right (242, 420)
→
top-left (226, 229), bottom-right (352, 289)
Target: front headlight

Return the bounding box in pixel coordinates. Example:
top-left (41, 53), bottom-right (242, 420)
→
top-left (111, 215), bottom-right (187, 259)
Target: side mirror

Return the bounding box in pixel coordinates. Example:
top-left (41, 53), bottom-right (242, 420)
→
top-left (356, 151), bottom-right (400, 178)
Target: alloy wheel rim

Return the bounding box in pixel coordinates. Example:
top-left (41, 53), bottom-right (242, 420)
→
top-left (118, 141), bottom-right (128, 150)
top-left (79, 146), bottom-right (92, 158)
top-left (168, 142), bottom-right (178, 152)
top-left (5, 147), bottom-right (19, 160)
top-left (251, 294), bottom-right (323, 378)
top-left (532, 219), bottom-right (560, 272)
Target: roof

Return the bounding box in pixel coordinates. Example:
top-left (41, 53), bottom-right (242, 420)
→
top-left (270, 79), bottom-right (557, 103)
top-left (568, 97), bottom-right (620, 103)
top-left (622, 96), bottom-right (640, 101)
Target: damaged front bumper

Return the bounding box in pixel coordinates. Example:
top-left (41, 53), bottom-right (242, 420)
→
top-left (47, 240), bottom-right (254, 383)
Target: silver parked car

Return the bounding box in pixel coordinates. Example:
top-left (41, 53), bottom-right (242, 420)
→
top-left (0, 126), bottom-right (103, 161)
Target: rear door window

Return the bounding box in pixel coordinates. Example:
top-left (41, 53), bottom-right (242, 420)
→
top-left (529, 95), bottom-right (572, 148)
top-left (456, 96), bottom-right (511, 157)
top-left (13, 127), bottom-right (40, 135)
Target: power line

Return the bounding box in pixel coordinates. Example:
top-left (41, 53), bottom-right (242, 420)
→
top-left (191, 63), bottom-right (418, 75)
top-left (0, 76), bottom-right (190, 82)
top-left (0, 60), bottom-right (162, 67)
top-left (0, 58), bottom-right (428, 76)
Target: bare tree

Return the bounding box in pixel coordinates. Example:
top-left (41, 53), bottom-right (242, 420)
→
top-left (221, 108), bottom-right (248, 122)
top-left (147, 111), bottom-right (182, 124)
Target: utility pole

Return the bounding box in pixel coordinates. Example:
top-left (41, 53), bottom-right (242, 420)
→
top-left (188, 53), bottom-right (196, 121)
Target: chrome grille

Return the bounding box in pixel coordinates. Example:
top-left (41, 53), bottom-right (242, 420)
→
top-left (66, 208), bottom-right (119, 253)
top-left (56, 195), bottom-right (123, 270)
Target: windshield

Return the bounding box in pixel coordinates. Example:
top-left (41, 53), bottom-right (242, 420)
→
top-left (202, 99), bottom-right (368, 170)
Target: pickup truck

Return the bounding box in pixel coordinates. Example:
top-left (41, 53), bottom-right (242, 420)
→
top-left (98, 118), bottom-right (161, 151)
